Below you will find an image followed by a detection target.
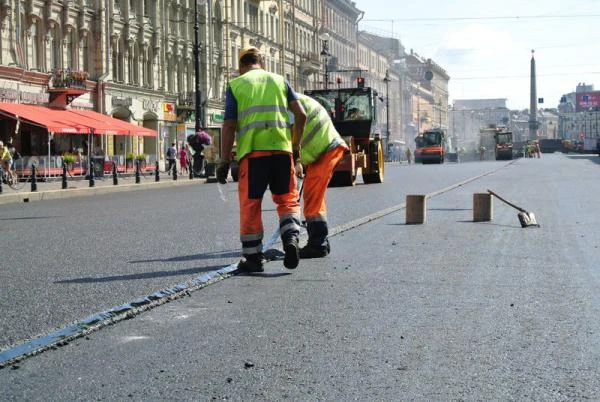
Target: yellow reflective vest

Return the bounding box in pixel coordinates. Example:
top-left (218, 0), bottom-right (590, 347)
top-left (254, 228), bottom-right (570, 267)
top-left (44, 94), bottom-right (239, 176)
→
top-left (229, 69), bottom-right (291, 160)
top-left (296, 93), bottom-right (347, 165)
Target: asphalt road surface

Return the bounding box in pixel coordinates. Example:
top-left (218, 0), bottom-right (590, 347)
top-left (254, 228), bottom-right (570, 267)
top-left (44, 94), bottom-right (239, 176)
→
top-left (1, 153), bottom-right (600, 401)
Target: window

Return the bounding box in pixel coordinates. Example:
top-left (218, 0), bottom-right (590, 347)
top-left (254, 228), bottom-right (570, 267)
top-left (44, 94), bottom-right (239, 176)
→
top-left (65, 28), bottom-right (76, 69)
top-left (51, 25), bottom-right (61, 70)
top-left (248, 3), bottom-right (258, 31)
top-left (81, 34), bottom-right (90, 75)
top-left (30, 23), bottom-right (39, 69)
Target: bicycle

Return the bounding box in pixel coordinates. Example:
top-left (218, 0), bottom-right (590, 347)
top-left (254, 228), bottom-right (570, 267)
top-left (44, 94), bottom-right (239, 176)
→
top-left (1, 168), bottom-right (24, 190)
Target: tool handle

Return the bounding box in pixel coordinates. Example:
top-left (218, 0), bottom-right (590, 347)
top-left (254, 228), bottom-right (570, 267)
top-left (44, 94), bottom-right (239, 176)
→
top-left (487, 189), bottom-right (526, 213)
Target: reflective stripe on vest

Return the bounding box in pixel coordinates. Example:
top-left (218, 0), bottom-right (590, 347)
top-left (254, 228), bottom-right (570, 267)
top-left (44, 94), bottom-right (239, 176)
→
top-left (229, 70), bottom-right (291, 160)
top-left (297, 94), bottom-right (347, 165)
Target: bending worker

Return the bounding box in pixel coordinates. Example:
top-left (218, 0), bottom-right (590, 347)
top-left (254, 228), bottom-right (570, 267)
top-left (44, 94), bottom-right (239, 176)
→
top-left (295, 93), bottom-right (349, 258)
top-left (216, 46), bottom-right (307, 273)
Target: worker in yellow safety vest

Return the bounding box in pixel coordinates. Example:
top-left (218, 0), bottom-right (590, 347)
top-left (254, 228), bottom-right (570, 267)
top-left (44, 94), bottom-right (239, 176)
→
top-left (294, 93), bottom-right (349, 258)
top-left (216, 46), bottom-right (307, 272)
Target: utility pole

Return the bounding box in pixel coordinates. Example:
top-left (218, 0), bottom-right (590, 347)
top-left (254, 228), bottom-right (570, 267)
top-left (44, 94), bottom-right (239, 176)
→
top-left (194, 0), bottom-right (203, 133)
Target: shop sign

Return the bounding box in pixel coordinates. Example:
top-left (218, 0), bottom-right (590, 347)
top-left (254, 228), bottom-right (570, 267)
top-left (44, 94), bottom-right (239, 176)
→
top-left (112, 97), bottom-right (132, 107)
top-left (0, 88), bottom-right (19, 101)
top-left (142, 98), bottom-right (159, 112)
top-left (163, 102), bottom-right (177, 122)
top-left (20, 91), bottom-right (49, 104)
top-left (0, 89), bottom-right (49, 104)
top-left (211, 112), bottom-right (224, 123)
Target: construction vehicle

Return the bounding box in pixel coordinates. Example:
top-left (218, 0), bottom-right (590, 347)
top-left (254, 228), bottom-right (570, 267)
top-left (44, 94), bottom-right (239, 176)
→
top-left (304, 84), bottom-right (384, 186)
top-left (539, 138), bottom-right (564, 153)
top-left (493, 129), bottom-right (514, 160)
top-left (414, 129), bottom-right (446, 164)
top-left (479, 125), bottom-right (504, 160)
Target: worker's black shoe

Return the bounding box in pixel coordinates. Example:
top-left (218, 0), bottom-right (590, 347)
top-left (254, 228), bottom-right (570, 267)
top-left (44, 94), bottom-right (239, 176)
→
top-left (283, 238), bottom-right (299, 269)
top-left (237, 254), bottom-right (265, 273)
top-left (299, 245), bottom-right (329, 259)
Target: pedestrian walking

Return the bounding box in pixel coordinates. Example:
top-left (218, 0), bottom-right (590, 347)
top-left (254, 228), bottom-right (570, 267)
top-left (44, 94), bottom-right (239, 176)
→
top-left (179, 145), bottom-right (189, 174)
top-left (405, 148), bottom-right (412, 164)
top-left (216, 46), bottom-right (307, 272)
top-left (166, 142), bottom-right (177, 173)
top-left (294, 93), bottom-right (348, 258)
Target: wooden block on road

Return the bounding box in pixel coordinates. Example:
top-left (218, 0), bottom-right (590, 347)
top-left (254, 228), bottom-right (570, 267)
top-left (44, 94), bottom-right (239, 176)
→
top-left (406, 194), bottom-right (426, 224)
top-left (473, 193), bottom-right (493, 222)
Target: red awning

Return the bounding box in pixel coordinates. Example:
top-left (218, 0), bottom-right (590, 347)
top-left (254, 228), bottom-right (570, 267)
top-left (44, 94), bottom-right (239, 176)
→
top-left (0, 103), bottom-right (156, 137)
top-left (71, 109), bottom-right (156, 137)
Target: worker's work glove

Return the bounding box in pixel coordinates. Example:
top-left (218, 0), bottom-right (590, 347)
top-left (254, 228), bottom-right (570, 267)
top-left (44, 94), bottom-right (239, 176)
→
top-left (216, 160), bottom-right (230, 184)
top-left (294, 160), bottom-right (304, 178)
top-left (292, 148), bottom-right (303, 178)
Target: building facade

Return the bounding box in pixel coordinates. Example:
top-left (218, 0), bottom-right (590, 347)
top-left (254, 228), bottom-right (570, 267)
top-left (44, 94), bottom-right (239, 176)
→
top-left (558, 84), bottom-right (600, 147)
top-left (0, 0), bottom-right (452, 168)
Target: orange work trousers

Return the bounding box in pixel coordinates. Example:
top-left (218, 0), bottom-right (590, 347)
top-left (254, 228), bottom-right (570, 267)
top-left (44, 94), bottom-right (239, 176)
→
top-left (238, 151), bottom-right (301, 256)
top-left (302, 145), bottom-right (345, 219)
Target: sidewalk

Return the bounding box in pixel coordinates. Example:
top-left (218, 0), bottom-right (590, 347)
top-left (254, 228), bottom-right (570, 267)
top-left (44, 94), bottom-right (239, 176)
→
top-left (0, 171), bottom-right (215, 206)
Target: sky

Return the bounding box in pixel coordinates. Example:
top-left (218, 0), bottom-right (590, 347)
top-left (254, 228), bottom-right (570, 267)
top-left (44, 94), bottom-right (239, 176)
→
top-left (353, 0), bottom-right (600, 110)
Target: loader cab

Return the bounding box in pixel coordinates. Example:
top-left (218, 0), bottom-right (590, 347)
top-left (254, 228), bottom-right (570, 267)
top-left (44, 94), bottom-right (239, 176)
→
top-left (305, 87), bottom-right (377, 139)
top-left (305, 85), bottom-right (384, 187)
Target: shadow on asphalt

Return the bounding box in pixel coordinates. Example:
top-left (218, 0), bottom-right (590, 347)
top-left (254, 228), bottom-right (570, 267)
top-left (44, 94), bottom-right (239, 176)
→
top-left (457, 219), bottom-right (522, 228)
top-left (0, 216), bottom-right (64, 221)
top-left (428, 208), bottom-right (472, 211)
top-left (55, 264), bottom-right (226, 284)
top-left (235, 272), bottom-right (292, 278)
top-left (565, 154), bottom-right (600, 164)
top-left (129, 250), bottom-right (241, 263)
top-left (386, 220), bottom-right (521, 229)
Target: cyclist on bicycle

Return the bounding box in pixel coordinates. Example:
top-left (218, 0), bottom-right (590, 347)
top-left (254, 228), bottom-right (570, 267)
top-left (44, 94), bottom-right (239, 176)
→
top-left (0, 141), bottom-right (14, 181)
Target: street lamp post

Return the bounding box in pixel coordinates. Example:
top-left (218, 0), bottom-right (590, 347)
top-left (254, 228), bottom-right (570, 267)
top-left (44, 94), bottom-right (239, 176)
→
top-left (320, 33), bottom-right (330, 90)
top-left (194, 0), bottom-right (203, 133)
top-left (383, 69), bottom-right (390, 156)
top-left (416, 82), bottom-right (421, 134)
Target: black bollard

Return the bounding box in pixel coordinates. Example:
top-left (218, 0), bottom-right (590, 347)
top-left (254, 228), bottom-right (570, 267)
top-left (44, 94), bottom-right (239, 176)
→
top-left (89, 161), bottom-right (95, 187)
top-left (62, 163), bottom-right (68, 189)
top-left (188, 159), bottom-right (193, 180)
top-left (112, 161), bottom-right (118, 185)
top-left (173, 162), bottom-right (177, 181)
top-left (135, 160), bottom-right (141, 184)
top-left (155, 161), bottom-right (160, 182)
top-left (31, 164), bottom-right (38, 192)
top-left (0, 165), bottom-right (3, 194)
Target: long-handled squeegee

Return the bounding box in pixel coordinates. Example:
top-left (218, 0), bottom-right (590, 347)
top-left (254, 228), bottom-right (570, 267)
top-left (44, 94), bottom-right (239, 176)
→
top-left (487, 189), bottom-right (540, 228)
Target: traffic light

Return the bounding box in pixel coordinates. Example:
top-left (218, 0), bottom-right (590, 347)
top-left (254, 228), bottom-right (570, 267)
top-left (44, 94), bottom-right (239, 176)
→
top-left (357, 77), bottom-right (365, 88)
